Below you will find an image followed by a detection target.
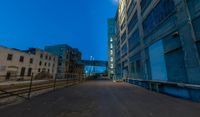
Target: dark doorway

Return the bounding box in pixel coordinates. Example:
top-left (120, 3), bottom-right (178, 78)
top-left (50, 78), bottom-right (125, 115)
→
top-left (20, 67), bottom-right (26, 76)
top-left (28, 68), bottom-right (32, 76)
top-left (6, 72), bottom-right (11, 80)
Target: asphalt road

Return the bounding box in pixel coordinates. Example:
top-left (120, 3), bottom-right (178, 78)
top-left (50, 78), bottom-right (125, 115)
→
top-left (0, 78), bottom-right (200, 117)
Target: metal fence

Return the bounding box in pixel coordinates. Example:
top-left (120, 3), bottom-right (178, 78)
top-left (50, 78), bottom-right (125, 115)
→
top-left (0, 73), bottom-right (87, 100)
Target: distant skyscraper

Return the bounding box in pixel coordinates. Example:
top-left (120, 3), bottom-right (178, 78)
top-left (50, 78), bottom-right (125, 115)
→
top-left (107, 18), bottom-right (116, 78)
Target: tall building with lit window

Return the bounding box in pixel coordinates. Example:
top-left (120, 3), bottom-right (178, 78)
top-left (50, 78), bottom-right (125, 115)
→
top-left (114, 0), bottom-right (200, 101)
top-left (107, 18), bottom-right (116, 78)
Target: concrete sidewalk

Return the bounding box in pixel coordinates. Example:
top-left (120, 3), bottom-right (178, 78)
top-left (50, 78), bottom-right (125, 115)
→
top-left (0, 79), bottom-right (200, 117)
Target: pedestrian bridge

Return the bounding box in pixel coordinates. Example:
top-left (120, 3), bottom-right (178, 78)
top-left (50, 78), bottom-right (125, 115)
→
top-left (80, 60), bottom-right (108, 67)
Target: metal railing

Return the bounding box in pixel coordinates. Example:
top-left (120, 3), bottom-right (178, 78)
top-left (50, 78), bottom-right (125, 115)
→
top-left (0, 73), bottom-right (87, 100)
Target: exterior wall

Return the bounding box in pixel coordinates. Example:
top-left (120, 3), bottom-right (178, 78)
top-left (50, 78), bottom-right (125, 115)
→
top-left (114, 0), bottom-right (200, 101)
top-left (0, 46), bottom-right (58, 81)
top-left (45, 44), bottom-right (83, 79)
top-left (107, 18), bottom-right (116, 78)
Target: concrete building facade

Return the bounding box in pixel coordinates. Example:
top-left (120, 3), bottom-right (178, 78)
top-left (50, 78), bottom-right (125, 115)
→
top-left (107, 18), bottom-right (116, 78)
top-left (0, 46), bottom-right (58, 81)
top-left (114, 0), bottom-right (200, 101)
top-left (45, 44), bottom-right (83, 79)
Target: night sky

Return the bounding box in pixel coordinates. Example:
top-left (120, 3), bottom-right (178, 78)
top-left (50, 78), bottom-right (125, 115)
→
top-left (0, 0), bottom-right (118, 60)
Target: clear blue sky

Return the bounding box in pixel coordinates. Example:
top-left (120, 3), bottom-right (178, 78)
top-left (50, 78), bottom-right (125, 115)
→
top-left (0, 0), bottom-right (118, 60)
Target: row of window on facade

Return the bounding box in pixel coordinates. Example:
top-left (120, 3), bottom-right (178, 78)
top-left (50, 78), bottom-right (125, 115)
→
top-left (7, 53), bottom-right (55, 67)
top-left (7, 54), bottom-right (33, 63)
top-left (38, 68), bottom-right (54, 73)
top-left (39, 61), bottom-right (55, 68)
top-left (40, 53), bottom-right (56, 61)
top-left (17, 67), bottom-right (53, 77)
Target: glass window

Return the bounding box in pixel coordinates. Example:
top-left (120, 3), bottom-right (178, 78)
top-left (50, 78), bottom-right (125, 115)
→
top-left (110, 43), bottom-right (113, 49)
top-left (122, 44), bottom-right (128, 56)
top-left (7, 54), bottom-right (13, 61)
top-left (39, 61), bottom-right (42, 66)
top-left (110, 38), bottom-right (113, 42)
top-left (127, 0), bottom-right (136, 18)
top-left (128, 30), bottom-right (140, 52)
top-left (30, 58), bottom-right (33, 64)
top-left (40, 54), bottom-right (43, 58)
top-left (121, 31), bottom-right (126, 43)
top-left (111, 64), bottom-right (114, 68)
top-left (111, 57), bottom-right (113, 62)
top-left (128, 11), bottom-right (138, 33)
top-left (19, 56), bottom-right (24, 62)
top-left (140, 0), bottom-right (152, 13)
top-left (143, 0), bottom-right (175, 35)
top-left (44, 62), bottom-right (47, 66)
top-left (28, 68), bottom-right (32, 76)
top-left (110, 50), bottom-right (113, 55)
top-left (20, 67), bottom-right (26, 76)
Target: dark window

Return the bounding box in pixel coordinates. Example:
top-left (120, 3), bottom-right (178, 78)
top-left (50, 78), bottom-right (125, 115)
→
top-left (58, 62), bottom-right (62, 66)
top-left (128, 30), bottom-right (140, 52)
top-left (28, 68), bottom-right (32, 76)
top-left (121, 31), bottom-right (127, 43)
top-left (38, 68), bottom-right (41, 72)
top-left (136, 60), bottom-right (141, 73)
top-left (7, 54), bottom-right (13, 61)
top-left (30, 58), bottom-right (33, 64)
top-left (47, 69), bottom-right (50, 72)
top-left (127, 0), bottom-right (136, 18)
top-left (48, 63), bottom-right (51, 67)
top-left (44, 62), bottom-right (47, 66)
top-left (45, 55), bottom-right (48, 59)
top-left (192, 17), bottom-right (200, 40)
top-left (121, 20), bottom-right (126, 31)
top-left (128, 12), bottom-right (138, 34)
top-left (39, 61), bottom-right (42, 66)
top-left (40, 54), bottom-right (43, 58)
top-left (143, 0), bottom-right (175, 35)
top-left (59, 56), bottom-right (62, 59)
top-left (20, 67), bottom-right (26, 76)
top-left (49, 56), bottom-right (51, 60)
top-left (130, 53), bottom-right (142, 78)
top-left (122, 44), bottom-right (128, 57)
top-left (19, 56), bottom-right (24, 62)
top-left (140, 0), bottom-right (152, 14)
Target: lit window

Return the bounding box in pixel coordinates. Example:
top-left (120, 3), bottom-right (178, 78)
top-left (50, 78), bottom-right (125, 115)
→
top-left (110, 50), bottom-right (113, 55)
top-left (110, 57), bottom-right (113, 62)
top-left (110, 44), bottom-right (113, 49)
top-left (111, 64), bottom-right (114, 68)
top-left (110, 38), bottom-right (113, 42)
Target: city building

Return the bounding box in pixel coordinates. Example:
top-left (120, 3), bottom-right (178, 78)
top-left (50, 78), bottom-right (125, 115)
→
top-left (114, 0), bottom-right (200, 101)
top-left (45, 44), bottom-right (84, 79)
top-left (107, 18), bottom-right (116, 78)
top-left (0, 46), bottom-right (58, 81)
